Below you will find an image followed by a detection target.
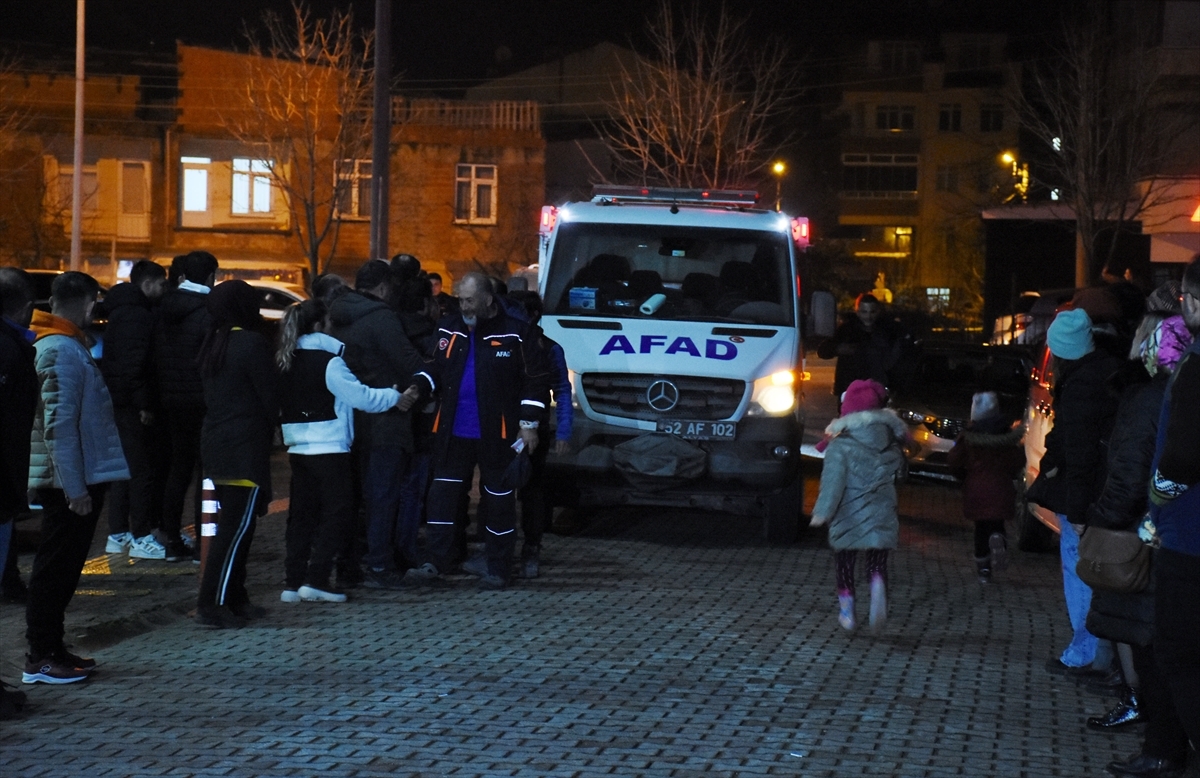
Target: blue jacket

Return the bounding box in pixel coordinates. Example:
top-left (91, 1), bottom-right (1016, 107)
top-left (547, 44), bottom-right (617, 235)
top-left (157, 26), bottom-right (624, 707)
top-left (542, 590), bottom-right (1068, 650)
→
top-left (548, 340), bottom-right (572, 441)
top-left (1150, 336), bottom-right (1200, 557)
top-left (280, 333), bottom-right (401, 455)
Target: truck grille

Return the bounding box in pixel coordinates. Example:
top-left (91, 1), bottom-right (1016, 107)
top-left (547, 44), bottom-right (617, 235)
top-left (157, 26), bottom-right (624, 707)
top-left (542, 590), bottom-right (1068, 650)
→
top-left (580, 373), bottom-right (745, 421)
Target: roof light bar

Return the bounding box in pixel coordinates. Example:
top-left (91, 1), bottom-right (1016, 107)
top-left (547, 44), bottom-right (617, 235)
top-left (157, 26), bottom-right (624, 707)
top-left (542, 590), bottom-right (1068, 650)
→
top-left (591, 185), bottom-right (761, 206)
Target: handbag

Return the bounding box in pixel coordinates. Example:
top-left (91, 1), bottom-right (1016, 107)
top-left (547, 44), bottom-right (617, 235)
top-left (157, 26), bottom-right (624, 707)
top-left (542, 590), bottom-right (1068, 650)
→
top-left (1076, 526), bottom-right (1151, 593)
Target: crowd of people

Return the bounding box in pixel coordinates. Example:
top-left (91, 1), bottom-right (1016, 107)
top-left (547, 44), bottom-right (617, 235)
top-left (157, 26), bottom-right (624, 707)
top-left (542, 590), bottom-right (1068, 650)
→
top-left (0, 251), bottom-right (570, 708)
top-left (809, 257), bottom-right (1199, 777)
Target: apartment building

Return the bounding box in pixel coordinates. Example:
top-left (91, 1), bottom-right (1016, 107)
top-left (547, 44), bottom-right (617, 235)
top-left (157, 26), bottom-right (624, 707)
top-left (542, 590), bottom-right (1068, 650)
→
top-left (831, 33), bottom-right (1021, 321)
top-left (0, 43), bottom-right (544, 288)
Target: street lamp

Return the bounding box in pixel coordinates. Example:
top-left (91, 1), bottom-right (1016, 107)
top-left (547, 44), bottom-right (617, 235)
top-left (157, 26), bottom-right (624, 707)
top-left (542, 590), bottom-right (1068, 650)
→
top-left (771, 160), bottom-right (786, 212)
top-left (999, 151), bottom-right (1028, 203)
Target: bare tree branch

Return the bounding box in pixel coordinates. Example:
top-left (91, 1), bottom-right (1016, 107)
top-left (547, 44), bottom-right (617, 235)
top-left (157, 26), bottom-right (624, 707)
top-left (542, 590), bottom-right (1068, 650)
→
top-left (1012, 6), bottom-right (1198, 285)
top-left (216, 1), bottom-right (373, 280)
top-left (602, 0), bottom-right (799, 191)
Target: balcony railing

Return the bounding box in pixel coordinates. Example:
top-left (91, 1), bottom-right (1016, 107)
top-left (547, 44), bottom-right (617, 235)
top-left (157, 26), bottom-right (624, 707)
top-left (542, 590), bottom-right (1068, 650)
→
top-left (391, 98), bottom-right (540, 132)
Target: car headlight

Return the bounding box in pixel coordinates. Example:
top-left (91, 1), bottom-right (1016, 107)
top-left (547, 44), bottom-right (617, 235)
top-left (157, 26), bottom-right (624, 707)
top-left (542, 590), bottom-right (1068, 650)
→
top-left (747, 370), bottom-right (796, 416)
top-left (895, 408), bottom-right (935, 425)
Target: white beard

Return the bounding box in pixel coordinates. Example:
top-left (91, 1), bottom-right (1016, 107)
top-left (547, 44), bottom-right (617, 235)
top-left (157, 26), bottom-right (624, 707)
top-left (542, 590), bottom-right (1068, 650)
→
top-left (462, 314), bottom-right (477, 327)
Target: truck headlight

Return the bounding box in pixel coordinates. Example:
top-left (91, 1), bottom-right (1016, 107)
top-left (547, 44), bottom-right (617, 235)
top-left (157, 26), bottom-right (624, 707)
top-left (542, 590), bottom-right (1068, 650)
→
top-left (747, 370), bottom-right (796, 416)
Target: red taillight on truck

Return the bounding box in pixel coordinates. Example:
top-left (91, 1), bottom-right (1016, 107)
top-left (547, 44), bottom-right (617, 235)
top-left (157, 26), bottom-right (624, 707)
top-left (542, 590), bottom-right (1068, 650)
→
top-left (539, 205), bottom-right (557, 235)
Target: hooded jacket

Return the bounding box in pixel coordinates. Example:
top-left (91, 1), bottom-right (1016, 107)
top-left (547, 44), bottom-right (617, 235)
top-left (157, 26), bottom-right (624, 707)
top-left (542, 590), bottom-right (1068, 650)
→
top-left (812, 409), bottom-right (907, 551)
top-left (1034, 348), bottom-right (1122, 524)
top-left (328, 291), bottom-right (433, 451)
top-left (1085, 363), bottom-right (1166, 530)
top-left (0, 317), bottom-right (38, 520)
top-left (28, 311), bottom-right (129, 498)
top-left (279, 332), bottom-right (402, 455)
top-left (154, 285), bottom-right (212, 411)
top-left (200, 327), bottom-right (277, 491)
top-left (99, 282), bottom-right (156, 410)
top-left (947, 418), bottom-right (1025, 523)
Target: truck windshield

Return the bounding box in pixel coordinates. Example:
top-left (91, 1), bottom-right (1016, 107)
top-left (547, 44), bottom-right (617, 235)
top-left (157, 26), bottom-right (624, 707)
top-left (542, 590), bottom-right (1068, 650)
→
top-left (545, 222), bottom-right (794, 325)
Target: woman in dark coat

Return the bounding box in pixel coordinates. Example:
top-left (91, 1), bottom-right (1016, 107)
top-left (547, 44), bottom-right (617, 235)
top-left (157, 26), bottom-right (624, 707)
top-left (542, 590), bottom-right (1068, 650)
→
top-left (947, 391), bottom-right (1025, 583)
top-left (195, 281), bottom-right (277, 629)
top-left (1086, 310), bottom-right (1194, 777)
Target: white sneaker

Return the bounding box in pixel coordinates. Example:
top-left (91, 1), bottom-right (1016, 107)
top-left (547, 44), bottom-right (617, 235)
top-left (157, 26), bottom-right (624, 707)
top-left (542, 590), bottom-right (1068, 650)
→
top-left (298, 585), bottom-right (347, 603)
top-left (280, 589), bottom-right (301, 603)
top-left (868, 575), bottom-right (887, 632)
top-left (105, 533), bottom-right (133, 554)
top-left (129, 534), bottom-right (167, 560)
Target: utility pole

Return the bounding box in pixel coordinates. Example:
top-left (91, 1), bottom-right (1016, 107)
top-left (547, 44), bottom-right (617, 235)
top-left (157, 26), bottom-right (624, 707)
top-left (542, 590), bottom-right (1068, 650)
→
top-left (70, 0), bottom-right (85, 271)
top-left (369, 0), bottom-right (391, 260)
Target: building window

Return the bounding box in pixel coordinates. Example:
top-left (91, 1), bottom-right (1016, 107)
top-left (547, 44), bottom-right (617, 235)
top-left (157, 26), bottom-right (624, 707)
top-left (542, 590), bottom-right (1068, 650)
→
top-left (927, 287), bottom-right (951, 311)
top-left (879, 41), bottom-right (921, 74)
top-left (335, 159), bottom-right (372, 220)
top-left (231, 158), bottom-right (273, 215)
top-left (957, 39), bottom-right (991, 70)
top-left (938, 104), bottom-right (962, 132)
top-left (875, 105), bottom-right (915, 132)
top-left (841, 153), bottom-right (919, 198)
top-left (935, 165), bottom-right (958, 192)
top-left (980, 104), bottom-right (1004, 132)
top-left (454, 164), bottom-right (497, 225)
top-left (56, 167), bottom-right (99, 214)
top-left (893, 226), bottom-right (913, 252)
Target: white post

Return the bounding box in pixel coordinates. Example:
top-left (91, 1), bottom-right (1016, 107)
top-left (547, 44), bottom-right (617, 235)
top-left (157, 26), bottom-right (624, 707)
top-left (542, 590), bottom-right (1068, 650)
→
top-left (70, 0), bottom-right (85, 271)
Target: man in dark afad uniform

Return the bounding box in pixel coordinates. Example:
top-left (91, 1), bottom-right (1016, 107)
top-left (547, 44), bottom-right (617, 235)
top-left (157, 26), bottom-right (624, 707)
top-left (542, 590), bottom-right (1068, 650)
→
top-left (415, 272), bottom-right (549, 590)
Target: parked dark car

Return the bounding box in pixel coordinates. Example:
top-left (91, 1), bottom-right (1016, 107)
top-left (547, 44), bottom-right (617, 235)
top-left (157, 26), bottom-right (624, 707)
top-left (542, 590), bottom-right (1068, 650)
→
top-left (889, 343), bottom-right (1032, 475)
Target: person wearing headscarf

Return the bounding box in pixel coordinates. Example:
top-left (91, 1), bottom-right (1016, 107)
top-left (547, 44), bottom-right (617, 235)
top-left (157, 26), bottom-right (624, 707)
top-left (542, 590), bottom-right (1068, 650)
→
top-left (194, 280), bottom-right (278, 629)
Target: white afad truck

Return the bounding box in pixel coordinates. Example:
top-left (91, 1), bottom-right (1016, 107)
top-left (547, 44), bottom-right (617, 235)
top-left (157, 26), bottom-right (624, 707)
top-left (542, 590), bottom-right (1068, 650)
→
top-left (537, 186), bottom-right (827, 543)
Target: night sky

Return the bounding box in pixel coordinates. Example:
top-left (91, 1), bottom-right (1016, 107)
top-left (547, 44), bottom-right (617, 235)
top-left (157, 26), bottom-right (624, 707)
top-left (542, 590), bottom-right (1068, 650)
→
top-left (2, 0), bottom-right (1070, 94)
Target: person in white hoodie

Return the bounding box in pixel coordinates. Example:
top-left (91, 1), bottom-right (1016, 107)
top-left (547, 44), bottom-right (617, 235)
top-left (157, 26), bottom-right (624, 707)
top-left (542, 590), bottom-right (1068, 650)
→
top-left (275, 299), bottom-right (420, 603)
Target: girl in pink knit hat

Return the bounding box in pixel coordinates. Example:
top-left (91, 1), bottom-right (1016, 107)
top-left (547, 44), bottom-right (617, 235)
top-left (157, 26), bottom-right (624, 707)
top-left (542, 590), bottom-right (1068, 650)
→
top-left (811, 379), bottom-right (908, 632)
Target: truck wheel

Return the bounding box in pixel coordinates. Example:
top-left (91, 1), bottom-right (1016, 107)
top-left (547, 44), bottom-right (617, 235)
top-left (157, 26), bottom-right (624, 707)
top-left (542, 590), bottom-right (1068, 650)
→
top-left (1016, 499), bottom-right (1056, 553)
top-left (763, 478), bottom-right (804, 545)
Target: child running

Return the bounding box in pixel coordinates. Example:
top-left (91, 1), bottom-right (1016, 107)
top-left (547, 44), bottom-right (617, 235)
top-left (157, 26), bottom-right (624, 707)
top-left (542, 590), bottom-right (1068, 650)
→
top-left (810, 379), bottom-right (907, 632)
top-left (946, 391), bottom-right (1024, 583)
top-left (275, 299), bottom-right (417, 604)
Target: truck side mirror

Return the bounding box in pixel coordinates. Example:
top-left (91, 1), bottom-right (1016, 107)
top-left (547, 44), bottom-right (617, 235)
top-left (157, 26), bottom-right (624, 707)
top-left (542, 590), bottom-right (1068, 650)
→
top-left (809, 290), bottom-right (837, 338)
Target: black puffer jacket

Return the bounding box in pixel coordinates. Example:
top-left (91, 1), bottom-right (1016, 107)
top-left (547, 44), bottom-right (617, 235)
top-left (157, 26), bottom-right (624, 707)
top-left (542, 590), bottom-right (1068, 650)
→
top-left (329, 291), bottom-right (431, 451)
top-left (0, 319), bottom-right (38, 522)
top-left (1035, 349), bottom-right (1122, 524)
top-left (155, 288), bottom-right (212, 411)
top-left (200, 328), bottom-right (277, 502)
top-left (100, 283), bottom-right (156, 410)
top-left (1085, 362), bottom-right (1168, 530)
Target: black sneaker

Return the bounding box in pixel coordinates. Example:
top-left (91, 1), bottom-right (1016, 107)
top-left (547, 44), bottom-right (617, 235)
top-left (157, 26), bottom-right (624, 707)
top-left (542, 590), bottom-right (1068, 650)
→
top-left (460, 555), bottom-right (488, 577)
top-left (521, 546), bottom-right (541, 579)
top-left (0, 684), bottom-right (27, 719)
top-left (55, 649), bottom-right (96, 671)
top-left (164, 541), bottom-right (191, 563)
top-left (195, 606), bottom-right (248, 629)
top-left (2, 581), bottom-right (28, 604)
top-left (335, 568), bottom-right (364, 590)
top-left (22, 656), bottom-right (89, 684)
top-left (228, 602), bottom-right (268, 620)
top-left (478, 573), bottom-right (508, 591)
top-left (362, 568), bottom-right (411, 590)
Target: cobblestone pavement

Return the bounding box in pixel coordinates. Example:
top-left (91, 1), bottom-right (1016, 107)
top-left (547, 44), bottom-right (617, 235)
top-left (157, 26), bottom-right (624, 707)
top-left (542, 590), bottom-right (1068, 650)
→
top-left (0, 465), bottom-right (1182, 777)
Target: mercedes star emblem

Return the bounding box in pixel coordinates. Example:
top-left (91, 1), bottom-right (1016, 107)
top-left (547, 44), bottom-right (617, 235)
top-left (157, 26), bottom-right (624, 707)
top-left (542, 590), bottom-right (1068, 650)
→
top-left (646, 379), bottom-right (680, 412)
